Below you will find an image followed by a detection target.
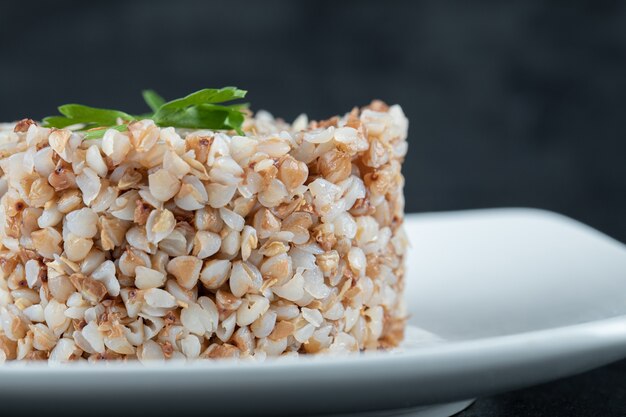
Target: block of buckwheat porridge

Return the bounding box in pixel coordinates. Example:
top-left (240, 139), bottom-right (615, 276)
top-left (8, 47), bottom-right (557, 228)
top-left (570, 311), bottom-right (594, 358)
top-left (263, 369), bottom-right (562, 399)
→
top-left (0, 88), bottom-right (408, 362)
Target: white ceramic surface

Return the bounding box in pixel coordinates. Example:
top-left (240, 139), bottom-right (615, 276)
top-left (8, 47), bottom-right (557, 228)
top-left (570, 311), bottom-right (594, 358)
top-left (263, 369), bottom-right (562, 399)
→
top-left (2, 208), bottom-right (626, 417)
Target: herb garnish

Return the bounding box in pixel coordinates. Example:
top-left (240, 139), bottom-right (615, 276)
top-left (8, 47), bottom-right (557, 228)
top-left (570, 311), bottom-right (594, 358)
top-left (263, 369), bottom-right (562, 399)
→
top-left (42, 87), bottom-right (248, 139)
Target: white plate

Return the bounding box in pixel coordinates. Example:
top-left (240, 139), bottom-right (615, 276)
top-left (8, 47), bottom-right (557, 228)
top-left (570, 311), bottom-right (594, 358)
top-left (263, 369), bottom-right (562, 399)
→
top-left (2, 208), bottom-right (626, 417)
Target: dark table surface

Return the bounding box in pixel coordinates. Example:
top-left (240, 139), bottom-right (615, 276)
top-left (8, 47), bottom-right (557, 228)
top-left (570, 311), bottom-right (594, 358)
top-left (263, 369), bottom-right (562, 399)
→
top-left (455, 359), bottom-right (626, 416)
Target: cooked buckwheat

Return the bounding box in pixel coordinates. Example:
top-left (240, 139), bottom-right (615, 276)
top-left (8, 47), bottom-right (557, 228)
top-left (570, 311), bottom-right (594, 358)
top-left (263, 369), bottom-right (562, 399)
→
top-left (0, 102), bottom-right (408, 362)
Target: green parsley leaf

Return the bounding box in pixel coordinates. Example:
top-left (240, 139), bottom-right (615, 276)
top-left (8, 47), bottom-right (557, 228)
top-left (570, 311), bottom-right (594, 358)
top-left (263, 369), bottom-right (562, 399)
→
top-left (41, 116), bottom-right (83, 129)
top-left (142, 90), bottom-right (166, 113)
top-left (155, 87), bottom-right (246, 115)
top-left (156, 106), bottom-right (229, 130)
top-left (42, 87), bottom-right (248, 136)
top-left (58, 104), bottom-right (134, 125)
top-left (83, 124), bottom-right (129, 140)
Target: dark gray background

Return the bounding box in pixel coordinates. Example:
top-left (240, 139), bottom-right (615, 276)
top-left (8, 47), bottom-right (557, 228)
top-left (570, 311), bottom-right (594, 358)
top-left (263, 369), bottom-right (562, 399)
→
top-left (2, 0), bottom-right (626, 241)
top-left (1, 0), bottom-right (626, 415)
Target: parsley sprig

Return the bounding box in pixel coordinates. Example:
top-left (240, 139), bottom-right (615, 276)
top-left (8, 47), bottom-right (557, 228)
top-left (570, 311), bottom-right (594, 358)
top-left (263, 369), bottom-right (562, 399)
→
top-left (42, 87), bottom-right (248, 139)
